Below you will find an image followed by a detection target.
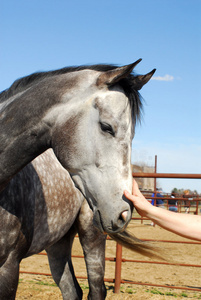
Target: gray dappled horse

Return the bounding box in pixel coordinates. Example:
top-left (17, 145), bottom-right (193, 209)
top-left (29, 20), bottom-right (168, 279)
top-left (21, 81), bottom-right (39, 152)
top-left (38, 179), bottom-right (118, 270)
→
top-left (0, 60), bottom-right (155, 236)
top-left (0, 149), bottom-right (107, 299)
top-left (0, 61), bottom-right (156, 299)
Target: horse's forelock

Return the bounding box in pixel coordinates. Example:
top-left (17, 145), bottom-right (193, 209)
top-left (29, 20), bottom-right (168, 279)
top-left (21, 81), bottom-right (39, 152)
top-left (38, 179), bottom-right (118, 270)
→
top-left (118, 76), bottom-right (143, 125)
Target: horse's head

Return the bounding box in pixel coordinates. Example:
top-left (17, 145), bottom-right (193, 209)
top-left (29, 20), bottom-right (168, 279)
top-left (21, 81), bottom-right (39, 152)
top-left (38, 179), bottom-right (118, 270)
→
top-left (51, 60), bottom-right (155, 234)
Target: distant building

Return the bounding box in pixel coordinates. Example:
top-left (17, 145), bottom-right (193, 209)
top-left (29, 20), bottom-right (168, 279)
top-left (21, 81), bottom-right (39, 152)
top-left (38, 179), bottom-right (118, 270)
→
top-left (132, 164), bottom-right (155, 191)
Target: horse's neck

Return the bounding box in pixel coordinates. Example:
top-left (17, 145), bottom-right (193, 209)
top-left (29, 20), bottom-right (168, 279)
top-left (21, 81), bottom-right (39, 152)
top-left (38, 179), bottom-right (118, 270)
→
top-left (0, 82), bottom-right (58, 191)
top-left (0, 114), bottom-right (51, 192)
top-left (0, 71), bottom-right (93, 192)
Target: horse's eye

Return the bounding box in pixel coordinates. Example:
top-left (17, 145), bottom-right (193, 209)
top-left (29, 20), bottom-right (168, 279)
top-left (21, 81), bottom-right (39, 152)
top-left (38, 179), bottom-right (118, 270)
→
top-left (100, 122), bottom-right (115, 137)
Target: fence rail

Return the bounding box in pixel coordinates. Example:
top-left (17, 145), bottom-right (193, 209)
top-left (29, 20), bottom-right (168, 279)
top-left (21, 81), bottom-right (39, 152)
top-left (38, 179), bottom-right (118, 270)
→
top-left (132, 172), bottom-right (201, 179)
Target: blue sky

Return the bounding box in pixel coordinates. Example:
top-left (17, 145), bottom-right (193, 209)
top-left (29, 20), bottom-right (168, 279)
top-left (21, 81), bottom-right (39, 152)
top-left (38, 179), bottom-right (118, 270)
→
top-left (1, 0), bottom-right (201, 192)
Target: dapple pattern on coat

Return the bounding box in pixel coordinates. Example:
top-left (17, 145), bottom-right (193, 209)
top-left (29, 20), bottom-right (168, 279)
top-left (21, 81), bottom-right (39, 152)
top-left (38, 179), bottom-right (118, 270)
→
top-left (0, 149), bottom-right (106, 299)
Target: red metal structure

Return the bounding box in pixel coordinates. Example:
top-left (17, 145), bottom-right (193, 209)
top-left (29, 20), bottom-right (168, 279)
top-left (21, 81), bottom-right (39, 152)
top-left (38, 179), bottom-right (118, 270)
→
top-left (113, 165), bottom-right (201, 293)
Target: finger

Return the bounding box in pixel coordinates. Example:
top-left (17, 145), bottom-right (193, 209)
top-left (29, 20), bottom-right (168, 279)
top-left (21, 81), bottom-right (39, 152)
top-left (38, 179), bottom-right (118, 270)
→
top-left (124, 189), bottom-right (134, 201)
top-left (124, 189), bottom-right (131, 198)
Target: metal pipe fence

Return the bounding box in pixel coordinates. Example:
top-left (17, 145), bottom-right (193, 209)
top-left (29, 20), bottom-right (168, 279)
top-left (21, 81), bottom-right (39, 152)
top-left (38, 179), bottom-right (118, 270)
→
top-left (113, 171), bottom-right (201, 293)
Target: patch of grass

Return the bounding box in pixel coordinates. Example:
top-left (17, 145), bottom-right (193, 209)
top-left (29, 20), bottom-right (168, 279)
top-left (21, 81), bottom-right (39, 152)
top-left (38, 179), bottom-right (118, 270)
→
top-left (145, 287), bottom-right (201, 298)
top-left (79, 283), bottom-right (89, 291)
top-left (165, 291), bottom-right (178, 297)
top-left (34, 280), bottom-right (57, 287)
top-left (150, 288), bottom-right (165, 295)
top-left (119, 285), bottom-right (137, 294)
top-left (125, 288), bottom-right (136, 294)
top-left (180, 292), bottom-right (188, 297)
top-left (21, 280), bottom-right (57, 287)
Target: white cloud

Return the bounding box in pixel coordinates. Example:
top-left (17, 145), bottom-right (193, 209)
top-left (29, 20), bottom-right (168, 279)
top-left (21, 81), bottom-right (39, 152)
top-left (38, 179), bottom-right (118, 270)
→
top-left (152, 74), bottom-right (174, 81)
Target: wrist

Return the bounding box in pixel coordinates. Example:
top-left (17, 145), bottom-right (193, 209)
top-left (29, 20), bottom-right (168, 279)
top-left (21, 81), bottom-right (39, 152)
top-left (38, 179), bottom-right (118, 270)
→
top-left (145, 204), bottom-right (158, 220)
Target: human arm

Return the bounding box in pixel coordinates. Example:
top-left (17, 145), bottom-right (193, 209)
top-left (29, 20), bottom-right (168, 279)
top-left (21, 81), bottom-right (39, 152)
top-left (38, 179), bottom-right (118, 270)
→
top-left (124, 180), bottom-right (201, 241)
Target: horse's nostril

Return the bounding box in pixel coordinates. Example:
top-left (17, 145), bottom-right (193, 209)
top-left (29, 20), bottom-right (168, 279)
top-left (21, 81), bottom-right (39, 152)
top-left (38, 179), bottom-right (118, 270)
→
top-left (121, 210), bottom-right (128, 222)
top-left (113, 210), bottom-right (129, 232)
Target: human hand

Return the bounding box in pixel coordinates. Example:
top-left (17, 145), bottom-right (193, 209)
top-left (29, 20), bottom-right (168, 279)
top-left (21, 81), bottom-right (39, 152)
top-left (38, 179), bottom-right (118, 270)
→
top-left (124, 179), bottom-right (153, 217)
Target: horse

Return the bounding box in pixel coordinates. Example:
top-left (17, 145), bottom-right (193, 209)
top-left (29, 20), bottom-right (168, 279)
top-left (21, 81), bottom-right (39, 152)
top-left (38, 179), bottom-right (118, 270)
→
top-left (0, 60), bottom-right (155, 236)
top-left (0, 149), bottom-right (107, 299)
top-left (0, 149), bottom-right (159, 300)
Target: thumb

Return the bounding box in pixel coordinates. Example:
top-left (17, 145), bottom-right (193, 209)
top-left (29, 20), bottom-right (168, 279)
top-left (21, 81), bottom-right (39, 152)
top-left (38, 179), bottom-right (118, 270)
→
top-left (124, 189), bottom-right (136, 203)
top-left (132, 179), bottom-right (141, 197)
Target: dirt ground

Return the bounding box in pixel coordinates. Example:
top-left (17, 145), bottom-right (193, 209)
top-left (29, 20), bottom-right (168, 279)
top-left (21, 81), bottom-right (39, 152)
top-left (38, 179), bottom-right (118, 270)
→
top-left (16, 218), bottom-right (201, 299)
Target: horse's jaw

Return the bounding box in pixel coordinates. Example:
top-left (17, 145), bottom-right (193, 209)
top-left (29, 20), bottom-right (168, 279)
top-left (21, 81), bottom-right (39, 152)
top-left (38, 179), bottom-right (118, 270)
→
top-left (70, 171), bottom-right (133, 234)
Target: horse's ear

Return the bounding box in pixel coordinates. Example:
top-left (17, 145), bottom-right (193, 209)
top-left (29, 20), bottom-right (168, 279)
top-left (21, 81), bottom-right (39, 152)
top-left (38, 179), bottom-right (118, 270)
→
top-left (96, 59), bottom-right (142, 87)
top-left (133, 69), bottom-right (156, 90)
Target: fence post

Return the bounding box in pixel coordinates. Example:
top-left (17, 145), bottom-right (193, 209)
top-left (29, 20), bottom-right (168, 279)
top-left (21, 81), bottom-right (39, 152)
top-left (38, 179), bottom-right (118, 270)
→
top-left (114, 243), bottom-right (122, 293)
top-left (196, 195), bottom-right (199, 215)
top-left (153, 155), bottom-right (157, 226)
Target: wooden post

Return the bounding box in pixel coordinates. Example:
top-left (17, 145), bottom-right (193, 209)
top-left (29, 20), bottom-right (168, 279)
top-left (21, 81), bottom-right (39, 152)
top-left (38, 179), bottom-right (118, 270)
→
top-left (114, 243), bottom-right (122, 293)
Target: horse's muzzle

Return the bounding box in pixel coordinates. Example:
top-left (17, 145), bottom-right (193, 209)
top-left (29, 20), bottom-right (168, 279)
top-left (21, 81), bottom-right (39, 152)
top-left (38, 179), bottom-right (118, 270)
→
top-left (93, 208), bottom-right (131, 234)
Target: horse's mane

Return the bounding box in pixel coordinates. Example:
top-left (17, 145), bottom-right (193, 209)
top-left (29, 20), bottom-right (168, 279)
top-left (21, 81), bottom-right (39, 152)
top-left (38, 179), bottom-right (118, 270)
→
top-left (0, 64), bottom-right (143, 124)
